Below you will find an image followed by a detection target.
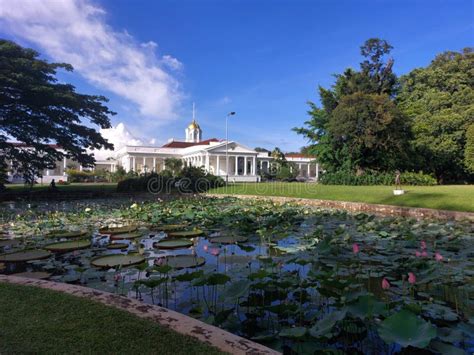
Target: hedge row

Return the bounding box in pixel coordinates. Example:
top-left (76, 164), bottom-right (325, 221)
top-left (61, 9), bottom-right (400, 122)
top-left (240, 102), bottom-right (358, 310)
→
top-left (117, 167), bottom-right (225, 193)
top-left (320, 170), bottom-right (437, 186)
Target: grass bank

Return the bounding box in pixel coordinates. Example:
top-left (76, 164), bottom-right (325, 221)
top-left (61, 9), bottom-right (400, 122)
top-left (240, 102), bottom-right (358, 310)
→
top-left (4, 182), bottom-right (117, 193)
top-left (0, 282), bottom-right (223, 354)
top-left (210, 183), bottom-right (474, 212)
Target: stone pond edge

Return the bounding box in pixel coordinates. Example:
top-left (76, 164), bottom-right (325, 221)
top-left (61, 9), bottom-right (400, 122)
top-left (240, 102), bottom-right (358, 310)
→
top-left (0, 275), bottom-right (280, 355)
top-left (206, 193), bottom-right (474, 221)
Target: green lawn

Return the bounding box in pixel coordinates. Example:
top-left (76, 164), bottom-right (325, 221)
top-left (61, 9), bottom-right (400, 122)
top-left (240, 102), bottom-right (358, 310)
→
top-left (4, 182), bottom-right (117, 193)
top-left (0, 283), bottom-right (223, 354)
top-left (210, 183), bottom-right (474, 212)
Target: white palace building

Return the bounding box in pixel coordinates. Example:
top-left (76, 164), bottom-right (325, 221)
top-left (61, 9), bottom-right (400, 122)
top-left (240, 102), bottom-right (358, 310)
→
top-left (6, 119), bottom-right (320, 184)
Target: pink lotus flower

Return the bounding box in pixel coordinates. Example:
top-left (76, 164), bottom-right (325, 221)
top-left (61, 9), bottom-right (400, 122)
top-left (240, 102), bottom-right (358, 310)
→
top-left (420, 241), bottom-right (427, 249)
top-left (210, 247), bottom-right (220, 256)
top-left (203, 245), bottom-right (209, 252)
top-left (421, 250), bottom-right (428, 257)
top-left (415, 250), bottom-right (421, 257)
top-left (154, 258), bottom-right (165, 266)
top-left (352, 243), bottom-right (360, 254)
top-left (434, 252), bottom-right (443, 262)
top-left (408, 272), bottom-right (416, 284)
top-left (381, 278), bottom-right (390, 290)
top-left (114, 273), bottom-right (122, 282)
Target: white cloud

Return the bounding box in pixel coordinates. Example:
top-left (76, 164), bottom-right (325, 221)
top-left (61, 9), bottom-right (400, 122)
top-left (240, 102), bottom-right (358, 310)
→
top-left (92, 123), bottom-right (143, 160)
top-left (0, 0), bottom-right (182, 121)
top-left (161, 55), bottom-right (183, 71)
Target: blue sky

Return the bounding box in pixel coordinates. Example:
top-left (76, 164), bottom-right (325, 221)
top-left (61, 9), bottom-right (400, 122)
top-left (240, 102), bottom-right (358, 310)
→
top-left (1, 0), bottom-right (473, 152)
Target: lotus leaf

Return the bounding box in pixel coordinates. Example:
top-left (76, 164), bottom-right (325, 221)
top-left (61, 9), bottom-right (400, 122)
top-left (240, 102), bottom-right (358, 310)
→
top-left (0, 239), bottom-right (20, 248)
top-left (279, 327), bottom-right (307, 338)
top-left (377, 310), bottom-right (436, 348)
top-left (309, 310), bottom-right (347, 338)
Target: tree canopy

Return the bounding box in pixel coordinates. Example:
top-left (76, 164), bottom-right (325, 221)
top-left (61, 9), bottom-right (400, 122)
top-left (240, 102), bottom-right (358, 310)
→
top-left (397, 48), bottom-right (474, 182)
top-left (294, 38), bottom-right (410, 174)
top-left (295, 39), bottom-right (473, 183)
top-left (0, 39), bottom-right (115, 184)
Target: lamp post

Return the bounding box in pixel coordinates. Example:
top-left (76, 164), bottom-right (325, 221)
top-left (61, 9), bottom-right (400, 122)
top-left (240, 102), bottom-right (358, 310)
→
top-left (225, 111), bottom-right (236, 184)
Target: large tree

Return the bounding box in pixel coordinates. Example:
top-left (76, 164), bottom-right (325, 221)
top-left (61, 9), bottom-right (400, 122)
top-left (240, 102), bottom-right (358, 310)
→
top-left (294, 38), bottom-right (410, 173)
top-left (0, 40), bottom-right (115, 184)
top-left (397, 48), bottom-right (474, 182)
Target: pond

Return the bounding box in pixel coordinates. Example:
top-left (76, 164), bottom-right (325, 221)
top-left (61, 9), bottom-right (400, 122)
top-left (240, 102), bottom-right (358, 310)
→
top-left (0, 196), bottom-right (473, 354)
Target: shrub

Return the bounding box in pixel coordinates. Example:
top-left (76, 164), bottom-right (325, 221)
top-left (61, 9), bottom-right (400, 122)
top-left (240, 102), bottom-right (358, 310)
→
top-left (400, 172), bottom-right (437, 186)
top-left (116, 168), bottom-right (224, 193)
top-left (275, 165), bottom-right (298, 182)
top-left (320, 170), bottom-right (436, 186)
top-left (65, 169), bottom-right (108, 183)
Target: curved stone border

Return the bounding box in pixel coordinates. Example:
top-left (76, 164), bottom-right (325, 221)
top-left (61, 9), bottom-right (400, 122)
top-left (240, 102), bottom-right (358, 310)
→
top-left (0, 275), bottom-right (279, 355)
top-left (207, 194), bottom-right (474, 221)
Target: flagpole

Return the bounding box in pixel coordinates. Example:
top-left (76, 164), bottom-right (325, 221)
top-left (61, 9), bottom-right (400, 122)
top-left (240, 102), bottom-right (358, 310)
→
top-left (225, 112), bottom-right (235, 184)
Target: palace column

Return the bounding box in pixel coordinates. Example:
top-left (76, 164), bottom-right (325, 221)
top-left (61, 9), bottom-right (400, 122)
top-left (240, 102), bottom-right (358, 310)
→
top-left (307, 164), bottom-right (311, 177)
top-left (235, 156), bottom-right (239, 175)
top-left (216, 155), bottom-right (220, 175)
top-left (298, 163), bottom-right (302, 175)
top-left (142, 157), bottom-right (146, 172)
top-left (316, 163), bottom-right (319, 181)
top-left (132, 157), bottom-right (136, 172)
top-left (252, 156), bottom-right (256, 175)
top-left (152, 157), bottom-right (156, 172)
top-left (244, 156), bottom-right (248, 175)
top-left (205, 154), bottom-right (210, 172)
top-left (63, 157), bottom-right (67, 176)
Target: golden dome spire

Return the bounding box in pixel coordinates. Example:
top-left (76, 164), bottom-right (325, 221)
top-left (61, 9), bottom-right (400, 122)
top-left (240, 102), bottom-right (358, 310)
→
top-left (188, 119), bottom-right (200, 130)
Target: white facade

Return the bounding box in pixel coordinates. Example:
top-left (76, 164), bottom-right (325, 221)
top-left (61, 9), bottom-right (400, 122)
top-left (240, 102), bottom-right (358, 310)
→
top-left (113, 120), bottom-right (320, 183)
top-left (5, 120), bottom-right (320, 183)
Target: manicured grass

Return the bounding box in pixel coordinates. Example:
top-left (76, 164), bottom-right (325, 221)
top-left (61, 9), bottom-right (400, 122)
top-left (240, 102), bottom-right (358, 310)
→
top-left (210, 183), bottom-right (474, 212)
top-left (0, 283), bottom-right (224, 354)
top-left (4, 182), bottom-right (117, 193)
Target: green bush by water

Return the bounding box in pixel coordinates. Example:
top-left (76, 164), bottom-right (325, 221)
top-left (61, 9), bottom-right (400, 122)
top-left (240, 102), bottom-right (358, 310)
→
top-left (321, 170), bottom-right (437, 186)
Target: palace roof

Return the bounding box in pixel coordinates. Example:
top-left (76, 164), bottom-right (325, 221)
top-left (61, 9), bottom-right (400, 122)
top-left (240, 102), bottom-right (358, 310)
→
top-left (161, 138), bottom-right (221, 149)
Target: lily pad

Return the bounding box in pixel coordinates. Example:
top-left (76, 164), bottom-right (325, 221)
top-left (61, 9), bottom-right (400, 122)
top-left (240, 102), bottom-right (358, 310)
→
top-left (377, 309), bottom-right (436, 348)
top-left (0, 249), bottom-right (51, 262)
top-left (107, 243), bottom-right (129, 250)
top-left (0, 239), bottom-right (20, 248)
top-left (99, 225), bottom-right (137, 235)
top-left (91, 254), bottom-right (145, 268)
top-left (13, 271), bottom-right (52, 279)
top-left (110, 232), bottom-right (144, 240)
top-left (209, 235), bottom-right (248, 244)
top-left (163, 255), bottom-right (205, 269)
top-left (310, 310), bottom-right (347, 338)
top-left (154, 239), bottom-right (193, 250)
top-left (167, 229), bottom-right (204, 238)
top-left (279, 327), bottom-right (307, 339)
top-left (46, 230), bottom-right (89, 239)
top-left (44, 240), bottom-right (91, 252)
top-left (347, 294), bottom-right (388, 319)
top-left (154, 224), bottom-right (188, 232)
